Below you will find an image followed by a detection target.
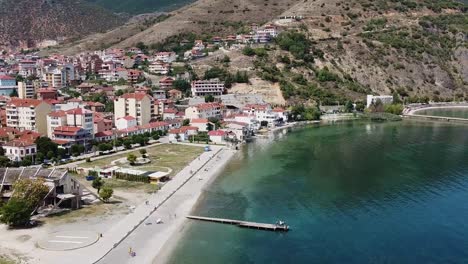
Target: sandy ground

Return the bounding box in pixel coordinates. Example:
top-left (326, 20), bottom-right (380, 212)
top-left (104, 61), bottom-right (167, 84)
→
top-left (230, 78), bottom-right (286, 106)
top-left (96, 147), bottom-right (236, 264)
top-left (0, 145), bottom-right (235, 264)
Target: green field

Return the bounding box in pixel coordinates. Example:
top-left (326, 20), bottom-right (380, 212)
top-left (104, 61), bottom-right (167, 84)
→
top-left (81, 144), bottom-right (204, 178)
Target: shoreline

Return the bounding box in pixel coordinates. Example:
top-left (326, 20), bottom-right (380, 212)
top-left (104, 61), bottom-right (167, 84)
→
top-left (91, 145), bottom-right (237, 264)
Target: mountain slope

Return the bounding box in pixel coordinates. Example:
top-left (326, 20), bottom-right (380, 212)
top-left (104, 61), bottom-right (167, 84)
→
top-left (55, 0), bottom-right (299, 53)
top-left (0, 0), bottom-right (123, 49)
top-left (270, 0), bottom-right (468, 103)
top-left (85, 0), bottom-right (195, 14)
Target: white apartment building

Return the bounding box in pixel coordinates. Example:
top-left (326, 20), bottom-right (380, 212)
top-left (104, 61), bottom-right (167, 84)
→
top-left (366, 95), bottom-right (394, 108)
top-left (149, 61), bottom-right (170, 75)
top-left (65, 108), bottom-right (94, 139)
top-left (185, 103), bottom-right (223, 120)
top-left (3, 140), bottom-right (37, 162)
top-left (191, 79), bottom-right (225, 97)
top-left (6, 99), bottom-right (52, 135)
top-left (114, 93), bottom-right (154, 126)
top-left (154, 52), bottom-right (177, 63)
top-left (47, 110), bottom-right (67, 138)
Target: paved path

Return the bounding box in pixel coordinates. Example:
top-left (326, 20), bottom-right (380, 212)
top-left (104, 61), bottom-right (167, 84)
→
top-left (32, 145), bottom-right (232, 264)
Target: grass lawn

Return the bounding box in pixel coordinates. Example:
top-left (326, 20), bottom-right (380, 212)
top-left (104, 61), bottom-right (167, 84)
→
top-left (80, 144), bottom-right (204, 178)
top-left (0, 256), bottom-right (16, 264)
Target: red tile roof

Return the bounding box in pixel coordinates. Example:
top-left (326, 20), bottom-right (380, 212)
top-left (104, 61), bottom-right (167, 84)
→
top-left (53, 126), bottom-right (82, 136)
top-left (48, 110), bottom-right (67, 118)
top-left (7, 98), bottom-right (44, 107)
top-left (208, 130), bottom-right (226, 136)
top-left (3, 139), bottom-right (35, 147)
top-left (119, 116), bottom-right (136, 121)
top-left (190, 118), bottom-right (208, 123)
top-left (66, 108), bottom-right (92, 115)
top-left (0, 75), bottom-right (15, 80)
top-left (120, 93), bottom-right (149, 101)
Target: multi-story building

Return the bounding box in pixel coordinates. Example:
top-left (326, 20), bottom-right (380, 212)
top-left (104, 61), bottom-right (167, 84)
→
top-left (53, 126), bottom-right (91, 147)
top-left (154, 52), bottom-right (177, 63)
top-left (47, 110), bottom-right (67, 138)
top-left (185, 103), bottom-right (223, 120)
top-left (43, 68), bottom-right (65, 88)
top-left (6, 98), bottom-right (52, 135)
top-left (114, 93), bottom-right (154, 126)
top-left (17, 81), bottom-right (38, 99)
top-left (0, 75), bottom-right (17, 96)
top-left (65, 108), bottom-right (94, 139)
top-left (191, 79), bottom-right (225, 97)
top-left (159, 77), bottom-right (174, 90)
top-left (18, 60), bottom-right (37, 77)
top-left (127, 70), bottom-right (143, 84)
top-left (366, 95), bottom-right (394, 108)
top-left (37, 88), bottom-right (57, 100)
top-left (149, 61), bottom-right (170, 75)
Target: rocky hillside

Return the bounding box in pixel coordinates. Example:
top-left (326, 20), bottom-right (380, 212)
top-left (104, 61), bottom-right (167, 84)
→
top-left (48, 0), bottom-right (467, 104)
top-left (53, 0), bottom-right (299, 54)
top-left (0, 0), bottom-right (123, 50)
top-left (270, 0), bottom-right (468, 104)
top-left (86, 0), bottom-right (195, 14)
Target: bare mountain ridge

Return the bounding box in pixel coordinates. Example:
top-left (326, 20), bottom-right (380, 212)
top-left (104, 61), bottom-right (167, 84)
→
top-left (0, 0), bottom-right (123, 50)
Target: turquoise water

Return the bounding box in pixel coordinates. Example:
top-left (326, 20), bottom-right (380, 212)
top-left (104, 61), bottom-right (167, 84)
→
top-left (416, 107), bottom-right (468, 119)
top-left (167, 121), bottom-right (468, 264)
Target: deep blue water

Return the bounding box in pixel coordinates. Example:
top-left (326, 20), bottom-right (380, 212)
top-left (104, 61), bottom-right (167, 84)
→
top-left (167, 121), bottom-right (468, 264)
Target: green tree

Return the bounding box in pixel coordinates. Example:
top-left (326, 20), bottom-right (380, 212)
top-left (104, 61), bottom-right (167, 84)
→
top-left (127, 154), bottom-right (137, 165)
top-left (92, 177), bottom-right (104, 194)
top-left (99, 187), bottom-right (114, 202)
top-left (12, 179), bottom-right (49, 209)
top-left (139, 149), bottom-right (147, 158)
top-left (355, 101), bottom-right (366, 112)
top-left (9, 89), bottom-right (18, 97)
top-left (182, 119), bottom-right (190, 126)
top-left (205, 94), bottom-right (215, 102)
top-left (173, 79), bottom-right (191, 94)
top-left (0, 156), bottom-right (10, 167)
top-left (20, 156), bottom-right (33, 167)
top-left (242, 46), bottom-right (255, 56)
top-left (345, 101), bottom-right (354, 113)
top-left (0, 199), bottom-right (33, 227)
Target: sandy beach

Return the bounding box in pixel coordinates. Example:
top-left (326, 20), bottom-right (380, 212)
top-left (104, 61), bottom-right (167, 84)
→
top-left (0, 144), bottom-right (236, 264)
top-left (93, 145), bottom-right (237, 264)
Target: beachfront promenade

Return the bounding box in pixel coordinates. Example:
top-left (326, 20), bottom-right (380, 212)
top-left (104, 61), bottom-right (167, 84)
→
top-left (31, 145), bottom-right (236, 264)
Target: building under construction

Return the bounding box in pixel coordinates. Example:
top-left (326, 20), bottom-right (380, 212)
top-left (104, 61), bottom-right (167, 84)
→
top-left (0, 167), bottom-right (83, 212)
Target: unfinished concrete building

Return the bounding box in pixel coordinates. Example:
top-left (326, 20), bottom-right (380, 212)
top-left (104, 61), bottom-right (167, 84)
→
top-left (0, 167), bottom-right (83, 212)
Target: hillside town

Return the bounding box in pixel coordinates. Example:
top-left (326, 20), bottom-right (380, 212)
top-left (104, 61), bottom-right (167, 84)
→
top-left (0, 23), bottom-right (294, 166)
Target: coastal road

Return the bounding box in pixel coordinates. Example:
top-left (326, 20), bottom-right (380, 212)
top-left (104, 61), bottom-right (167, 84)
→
top-left (95, 148), bottom-right (235, 264)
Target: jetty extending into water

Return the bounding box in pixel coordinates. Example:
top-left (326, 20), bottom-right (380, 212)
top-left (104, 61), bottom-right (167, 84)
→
top-left (187, 215), bottom-right (290, 232)
top-left (404, 114), bottom-right (468, 124)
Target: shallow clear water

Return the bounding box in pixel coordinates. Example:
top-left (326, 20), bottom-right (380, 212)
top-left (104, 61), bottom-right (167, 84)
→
top-left (167, 121), bottom-right (468, 264)
top-left (416, 107), bottom-right (468, 119)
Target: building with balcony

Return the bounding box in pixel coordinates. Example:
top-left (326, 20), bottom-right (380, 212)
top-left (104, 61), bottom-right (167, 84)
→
top-left (6, 98), bottom-right (52, 135)
top-left (114, 93), bottom-right (154, 126)
top-left (191, 79), bottom-right (225, 96)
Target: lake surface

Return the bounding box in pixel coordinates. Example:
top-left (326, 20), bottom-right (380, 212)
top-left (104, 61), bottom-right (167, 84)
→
top-left (167, 121), bottom-right (468, 264)
top-left (415, 107), bottom-right (468, 119)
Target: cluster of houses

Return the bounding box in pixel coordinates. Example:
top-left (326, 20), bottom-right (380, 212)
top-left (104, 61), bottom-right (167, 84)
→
top-left (0, 21), bottom-right (289, 164)
top-left (0, 87), bottom-right (288, 162)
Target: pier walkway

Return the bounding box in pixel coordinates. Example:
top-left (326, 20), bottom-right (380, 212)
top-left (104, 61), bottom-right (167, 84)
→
top-left (403, 114), bottom-right (468, 124)
top-left (187, 215), bottom-right (290, 232)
